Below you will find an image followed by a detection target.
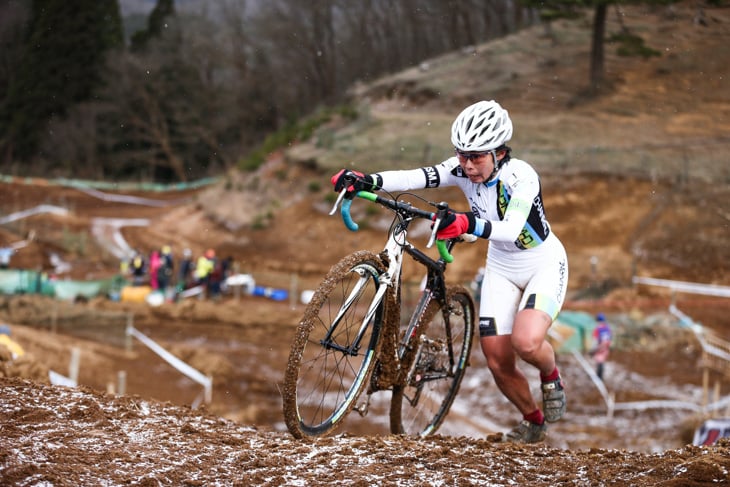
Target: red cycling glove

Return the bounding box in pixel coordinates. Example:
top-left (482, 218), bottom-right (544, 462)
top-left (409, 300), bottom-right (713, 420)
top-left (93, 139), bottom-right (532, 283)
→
top-left (436, 211), bottom-right (477, 239)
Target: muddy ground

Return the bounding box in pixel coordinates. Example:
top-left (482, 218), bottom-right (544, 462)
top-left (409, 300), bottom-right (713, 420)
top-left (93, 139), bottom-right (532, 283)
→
top-left (2, 292), bottom-right (730, 486)
top-left (1, 376), bottom-right (729, 486)
top-left (1, 208), bottom-right (729, 487)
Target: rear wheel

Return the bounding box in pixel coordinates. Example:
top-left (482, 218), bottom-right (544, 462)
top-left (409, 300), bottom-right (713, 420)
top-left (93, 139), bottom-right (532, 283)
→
top-left (390, 286), bottom-right (474, 436)
top-left (282, 251), bottom-right (385, 438)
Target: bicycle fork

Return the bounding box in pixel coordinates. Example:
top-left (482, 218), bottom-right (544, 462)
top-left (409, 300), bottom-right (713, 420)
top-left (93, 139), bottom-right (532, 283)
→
top-left (320, 268), bottom-right (389, 355)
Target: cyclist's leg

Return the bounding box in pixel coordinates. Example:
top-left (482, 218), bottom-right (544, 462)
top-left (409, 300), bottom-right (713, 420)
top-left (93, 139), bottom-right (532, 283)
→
top-left (480, 335), bottom-right (539, 417)
top-left (513, 238), bottom-right (568, 369)
top-left (478, 269), bottom-right (539, 417)
top-left (511, 308), bottom-right (556, 378)
top-left (514, 236), bottom-right (569, 422)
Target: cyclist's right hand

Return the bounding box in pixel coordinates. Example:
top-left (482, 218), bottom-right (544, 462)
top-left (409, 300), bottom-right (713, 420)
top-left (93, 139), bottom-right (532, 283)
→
top-left (435, 210), bottom-right (476, 239)
top-left (331, 169), bottom-right (374, 193)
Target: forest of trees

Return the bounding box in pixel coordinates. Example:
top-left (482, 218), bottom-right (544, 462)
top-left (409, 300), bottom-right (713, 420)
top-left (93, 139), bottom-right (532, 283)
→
top-left (0, 0), bottom-right (688, 182)
top-left (0, 0), bottom-right (538, 182)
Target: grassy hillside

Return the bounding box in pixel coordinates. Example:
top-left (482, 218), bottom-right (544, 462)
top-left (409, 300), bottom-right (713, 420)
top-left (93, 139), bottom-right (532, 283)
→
top-left (286, 1), bottom-right (729, 183)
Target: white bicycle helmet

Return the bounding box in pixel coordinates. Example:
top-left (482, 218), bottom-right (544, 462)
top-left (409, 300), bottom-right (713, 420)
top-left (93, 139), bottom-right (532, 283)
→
top-left (450, 100), bottom-right (513, 152)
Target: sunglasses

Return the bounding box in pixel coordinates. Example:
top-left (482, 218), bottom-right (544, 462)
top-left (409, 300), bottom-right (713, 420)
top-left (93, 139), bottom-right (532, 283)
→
top-left (454, 148), bottom-right (490, 161)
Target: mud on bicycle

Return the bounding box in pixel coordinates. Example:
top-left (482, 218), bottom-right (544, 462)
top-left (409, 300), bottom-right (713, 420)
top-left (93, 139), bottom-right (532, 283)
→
top-left (282, 173), bottom-right (476, 439)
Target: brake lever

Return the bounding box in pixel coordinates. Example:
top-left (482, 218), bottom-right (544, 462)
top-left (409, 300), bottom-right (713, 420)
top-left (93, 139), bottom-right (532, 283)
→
top-left (427, 202), bottom-right (450, 249)
top-left (330, 174), bottom-right (358, 215)
top-left (427, 218), bottom-right (440, 249)
top-left (329, 187), bottom-right (349, 215)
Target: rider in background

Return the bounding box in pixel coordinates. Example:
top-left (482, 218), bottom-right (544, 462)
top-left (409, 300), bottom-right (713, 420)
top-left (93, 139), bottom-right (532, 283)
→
top-left (590, 313), bottom-right (612, 381)
top-left (331, 100), bottom-right (569, 443)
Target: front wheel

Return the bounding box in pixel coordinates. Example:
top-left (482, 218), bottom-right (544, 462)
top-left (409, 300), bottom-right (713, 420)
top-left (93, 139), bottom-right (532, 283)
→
top-left (390, 286), bottom-right (475, 436)
top-left (282, 251), bottom-right (385, 438)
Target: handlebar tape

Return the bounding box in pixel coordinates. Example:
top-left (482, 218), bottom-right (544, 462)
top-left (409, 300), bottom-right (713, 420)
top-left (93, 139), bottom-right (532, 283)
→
top-left (340, 197), bottom-right (358, 231)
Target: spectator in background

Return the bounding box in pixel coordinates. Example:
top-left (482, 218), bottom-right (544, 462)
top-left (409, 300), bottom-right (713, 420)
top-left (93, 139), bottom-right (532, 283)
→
top-left (119, 253), bottom-right (130, 275)
top-left (158, 245), bottom-right (174, 297)
top-left (208, 257), bottom-right (224, 300)
top-left (177, 248), bottom-right (194, 292)
top-left (149, 250), bottom-right (161, 290)
top-left (590, 313), bottom-right (612, 381)
top-left (129, 250), bottom-right (147, 286)
top-left (218, 256), bottom-right (234, 294)
top-left (207, 255), bottom-right (234, 299)
top-left (194, 249), bottom-right (216, 295)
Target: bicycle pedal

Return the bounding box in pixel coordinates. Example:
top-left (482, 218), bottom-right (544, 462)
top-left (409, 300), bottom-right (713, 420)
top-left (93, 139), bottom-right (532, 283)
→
top-left (355, 398), bottom-right (371, 417)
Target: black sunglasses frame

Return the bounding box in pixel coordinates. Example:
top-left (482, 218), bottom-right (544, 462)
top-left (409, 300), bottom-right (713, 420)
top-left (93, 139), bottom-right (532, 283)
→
top-left (454, 148), bottom-right (491, 161)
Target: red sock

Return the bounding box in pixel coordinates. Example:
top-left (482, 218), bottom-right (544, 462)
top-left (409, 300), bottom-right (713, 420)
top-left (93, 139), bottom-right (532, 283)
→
top-left (540, 367), bottom-right (560, 382)
top-left (524, 409), bottom-right (545, 425)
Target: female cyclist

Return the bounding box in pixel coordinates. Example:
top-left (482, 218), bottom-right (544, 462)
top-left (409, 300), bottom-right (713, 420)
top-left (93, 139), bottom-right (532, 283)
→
top-left (331, 100), bottom-right (569, 443)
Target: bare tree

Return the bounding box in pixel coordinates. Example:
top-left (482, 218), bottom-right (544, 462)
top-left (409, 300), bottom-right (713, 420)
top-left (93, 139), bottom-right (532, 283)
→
top-left (39, 103), bottom-right (105, 179)
top-left (0, 1), bottom-right (29, 110)
top-left (21, 0), bottom-right (532, 181)
top-left (103, 51), bottom-right (190, 181)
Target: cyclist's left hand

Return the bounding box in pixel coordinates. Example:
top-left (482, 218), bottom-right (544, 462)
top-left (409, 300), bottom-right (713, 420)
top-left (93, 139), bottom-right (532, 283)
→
top-left (436, 211), bottom-right (476, 239)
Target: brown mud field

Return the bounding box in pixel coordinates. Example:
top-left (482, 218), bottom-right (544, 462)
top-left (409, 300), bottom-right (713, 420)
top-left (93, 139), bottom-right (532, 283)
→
top-left (1, 376), bottom-right (729, 486)
top-left (1, 169), bottom-right (730, 484)
top-left (1, 144), bottom-right (730, 485)
top-left (2, 293), bottom-right (730, 485)
top-left (1, 142), bottom-right (730, 487)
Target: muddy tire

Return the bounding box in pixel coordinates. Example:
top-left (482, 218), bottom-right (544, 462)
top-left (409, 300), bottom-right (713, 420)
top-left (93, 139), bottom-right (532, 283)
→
top-left (390, 286), bottom-right (474, 436)
top-left (282, 251), bottom-right (386, 438)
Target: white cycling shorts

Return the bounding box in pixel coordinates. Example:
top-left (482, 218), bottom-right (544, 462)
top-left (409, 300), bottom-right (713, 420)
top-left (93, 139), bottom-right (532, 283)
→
top-left (478, 232), bottom-right (569, 337)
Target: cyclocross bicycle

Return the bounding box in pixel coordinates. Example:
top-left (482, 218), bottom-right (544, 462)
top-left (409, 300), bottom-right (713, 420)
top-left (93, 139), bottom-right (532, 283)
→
top-left (282, 173), bottom-right (476, 439)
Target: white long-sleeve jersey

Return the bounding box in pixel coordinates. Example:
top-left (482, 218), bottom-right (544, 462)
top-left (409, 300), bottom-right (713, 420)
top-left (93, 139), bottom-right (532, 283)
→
top-left (373, 156), bottom-right (552, 253)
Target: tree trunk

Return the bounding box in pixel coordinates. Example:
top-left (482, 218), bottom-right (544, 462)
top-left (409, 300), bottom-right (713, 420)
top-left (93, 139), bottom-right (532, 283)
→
top-left (589, 3), bottom-right (608, 94)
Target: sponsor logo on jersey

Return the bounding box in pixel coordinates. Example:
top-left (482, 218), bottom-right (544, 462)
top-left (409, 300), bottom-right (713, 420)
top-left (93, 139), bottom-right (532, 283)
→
top-left (451, 165), bottom-right (468, 178)
top-left (422, 166), bottom-right (440, 188)
top-left (533, 191), bottom-right (549, 235)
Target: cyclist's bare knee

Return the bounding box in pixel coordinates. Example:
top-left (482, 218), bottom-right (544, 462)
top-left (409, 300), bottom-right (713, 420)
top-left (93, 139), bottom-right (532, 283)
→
top-left (512, 309), bottom-right (550, 351)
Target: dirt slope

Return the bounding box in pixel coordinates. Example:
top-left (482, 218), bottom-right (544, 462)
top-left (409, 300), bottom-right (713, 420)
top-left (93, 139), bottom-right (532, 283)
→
top-left (2, 378), bottom-right (729, 486)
